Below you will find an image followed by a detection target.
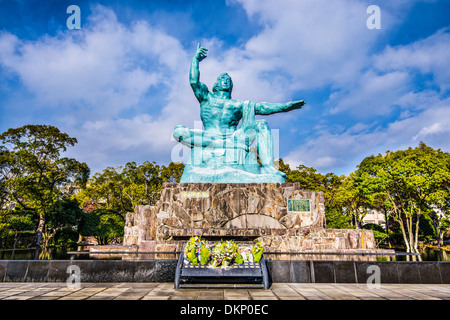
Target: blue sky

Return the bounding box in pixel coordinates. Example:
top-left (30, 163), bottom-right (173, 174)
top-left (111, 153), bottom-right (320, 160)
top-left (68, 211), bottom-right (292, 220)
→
top-left (1, 0), bottom-right (449, 176)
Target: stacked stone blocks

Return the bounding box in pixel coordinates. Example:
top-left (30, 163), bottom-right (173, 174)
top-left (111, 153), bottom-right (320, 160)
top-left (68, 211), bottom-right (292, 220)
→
top-left (123, 182), bottom-right (378, 252)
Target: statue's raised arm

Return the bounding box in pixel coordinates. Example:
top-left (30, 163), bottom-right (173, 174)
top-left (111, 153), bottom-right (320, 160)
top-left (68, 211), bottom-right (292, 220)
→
top-left (189, 43), bottom-right (209, 103)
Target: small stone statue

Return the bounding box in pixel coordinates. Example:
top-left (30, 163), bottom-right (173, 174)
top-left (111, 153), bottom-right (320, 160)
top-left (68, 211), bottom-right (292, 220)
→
top-left (173, 43), bottom-right (305, 183)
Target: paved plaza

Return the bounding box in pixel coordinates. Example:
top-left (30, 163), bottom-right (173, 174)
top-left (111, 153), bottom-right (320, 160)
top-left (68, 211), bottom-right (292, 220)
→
top-left (0, 282), bottom-right (449, 300)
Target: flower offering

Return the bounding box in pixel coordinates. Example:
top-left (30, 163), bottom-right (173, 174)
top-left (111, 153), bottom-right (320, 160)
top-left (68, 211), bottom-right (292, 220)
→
top-left (183, 237), bottom-right (264, 268)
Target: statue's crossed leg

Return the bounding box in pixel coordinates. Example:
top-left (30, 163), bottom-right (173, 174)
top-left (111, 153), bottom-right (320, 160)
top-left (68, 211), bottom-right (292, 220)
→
top-left (173, 120), bottom-right (285, 177)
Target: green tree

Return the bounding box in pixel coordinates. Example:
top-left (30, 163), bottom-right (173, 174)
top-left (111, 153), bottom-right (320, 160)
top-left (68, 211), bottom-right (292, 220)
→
top-left (0, 146), bottom-right (9, 210)
top-left (362, 223), bottom-right (388, 247)
top-left (277, 158), bottom-right (292, 177)
top-left (280, 158), bottom-right (347, 228)
top-left (0, 125), bottom-right (90, 247)
top-left (333, 173), bottom-right (369, 228)
top-left (76, 161), bottom-right (184, 216)
top-left (161, 161), bottom-right (185, 183)
top-left (45, 197), bottom-right (84, 247)
top-left (280, 158), bottom-right (342, 195)
top-left (356, 142), bottom-right (450, 253)
top-left (431, 210), bottom-right (450, 248)
top-left (0, 209), bottom-right (36, 248)
top-left (325, 206), bottom-right (352, 229)
top-left (355, 154), bottom-right (393, 236)
top-left (79, 209), bottom-right (124, 245)
top-left (429, 189), bottom-right (450, 248)
top-left (284, 163), bottom-right (326, 191)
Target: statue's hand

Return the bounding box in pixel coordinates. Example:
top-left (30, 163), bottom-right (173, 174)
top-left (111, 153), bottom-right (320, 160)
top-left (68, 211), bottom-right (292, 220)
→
top-left (195, 43), bottom-right (208, 62)
top-left (289, 100), bottom-right (305, 110)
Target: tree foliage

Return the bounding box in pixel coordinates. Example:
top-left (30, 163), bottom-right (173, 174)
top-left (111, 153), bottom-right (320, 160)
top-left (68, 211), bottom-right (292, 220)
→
top-left (333, 173), bottom-right (369, 228)
top-left (355, 142), bottom-right (450, 252)
top-left (79, 209), bottom-right (124, 245)
top-left (0, 125), bottom-right (90, 247)
top-left (0, 208), bottom-right (36, 248)
top-left (279, 158), bottom-right (349, 228)
top-left (75, 161), bottom-right (184, 216)
top-left (45, 197), bottom-right (84, 246)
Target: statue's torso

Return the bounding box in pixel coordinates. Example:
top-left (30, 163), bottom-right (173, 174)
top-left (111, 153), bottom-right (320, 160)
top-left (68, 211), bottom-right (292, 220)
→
top-left (200, 95), bottom-right (243, 134)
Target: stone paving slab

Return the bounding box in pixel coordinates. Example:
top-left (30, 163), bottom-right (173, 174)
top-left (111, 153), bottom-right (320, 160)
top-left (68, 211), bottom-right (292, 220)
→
top-left (0, 283), bottom-right (449, 300)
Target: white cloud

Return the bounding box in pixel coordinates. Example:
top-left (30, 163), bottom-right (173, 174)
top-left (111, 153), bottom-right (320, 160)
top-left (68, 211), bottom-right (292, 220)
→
top-left (0, 5), bottom-right (200, 173)
top-left (328, 70), bottom-right (411, 116)
top-left (284, 125), bottom-right (381, 173)
top-left (228, 0), bottom-right (393, 91)
top-left (413, 123), bottom-right (444, 141)
top-left (265, 5), bottom-right (450, 173)
top-left (1, 9), bottom-right (156, 115)
top-left (0, 5), bottom-right (196, 116)
top-left (285, 95), bottom-right (450, 174)
top-left (373, 27), bottom-right (450, 91)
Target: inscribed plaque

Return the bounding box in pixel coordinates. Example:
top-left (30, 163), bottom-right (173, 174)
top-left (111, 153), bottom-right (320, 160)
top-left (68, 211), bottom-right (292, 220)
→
top-left (287, 199), bottom-right (311, 212)
top-left (181, 191), bottom-right (210, 198)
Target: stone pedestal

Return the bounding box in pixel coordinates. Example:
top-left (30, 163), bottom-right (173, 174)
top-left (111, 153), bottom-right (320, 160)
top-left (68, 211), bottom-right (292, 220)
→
top-left (155, 182), bottom-right (325, 239)
top-left (123, 182), bottom-right (383, 253)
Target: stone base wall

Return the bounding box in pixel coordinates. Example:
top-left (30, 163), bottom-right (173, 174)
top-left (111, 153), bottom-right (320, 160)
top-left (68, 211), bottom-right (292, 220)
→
top-left (125, 182), bottom-right (327, 245)
top-left (151, 226), bottom-right (377, 252)
top-left (125, 228), bottom-right (379, 253)
top-left (156, 183), bottom-right (326, 238)
top-left (123, 183), bottom-right (381, 253)
top-left (124, 205), bottom-right (156, 245)
top-left (260, 228), bottom-right (376, 252)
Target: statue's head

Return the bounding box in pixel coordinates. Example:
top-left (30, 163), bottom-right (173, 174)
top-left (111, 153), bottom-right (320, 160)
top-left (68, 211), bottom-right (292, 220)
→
top-left (213, 73), bottom-right (233, 94)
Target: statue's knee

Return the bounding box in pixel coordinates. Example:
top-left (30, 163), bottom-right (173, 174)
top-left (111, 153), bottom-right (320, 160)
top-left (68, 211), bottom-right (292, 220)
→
top-left (173, 126), bottom-right (186, 141)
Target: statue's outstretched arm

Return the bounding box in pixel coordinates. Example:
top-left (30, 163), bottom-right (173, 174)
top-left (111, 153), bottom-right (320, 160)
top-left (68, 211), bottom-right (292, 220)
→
top-left (255, 100), bottom-right (305, 115)
top-left (190, 43), bottom-right (209, 102)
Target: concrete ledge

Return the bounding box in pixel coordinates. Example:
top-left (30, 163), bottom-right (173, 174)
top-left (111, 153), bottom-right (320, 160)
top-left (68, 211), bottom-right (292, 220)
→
top-left (267, 260), bottom-right (450, 284)
top-left (0, 260), bottom-right (178, 283)
top-left (1, 260), bottom-right (449, 284)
